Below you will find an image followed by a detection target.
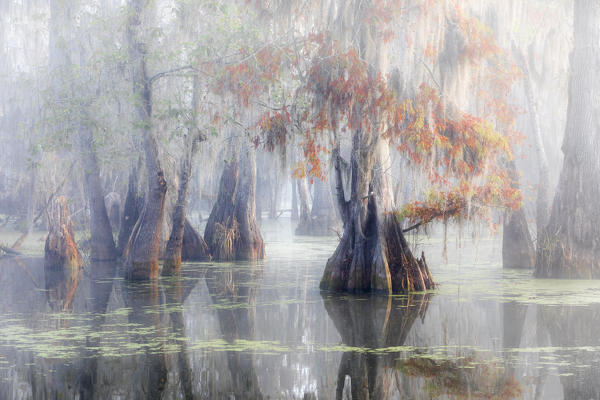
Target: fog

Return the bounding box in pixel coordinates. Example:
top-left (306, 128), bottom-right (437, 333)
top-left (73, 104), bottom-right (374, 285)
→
top-left (1, 0), bottom-right (599, 399)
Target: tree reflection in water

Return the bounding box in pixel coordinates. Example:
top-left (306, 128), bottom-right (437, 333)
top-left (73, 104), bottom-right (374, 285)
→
top-left (540, 304), bottom-right (600, 400)
top-left (205, 263), bottom-right (265, 400)
top-left (324, 293), bottom-right (522, 399)
top-left (5, 252), bottom-right (600, 398)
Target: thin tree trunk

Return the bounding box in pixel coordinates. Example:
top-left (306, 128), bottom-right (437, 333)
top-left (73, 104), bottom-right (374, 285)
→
top-left (294, 177), bottom-right (311, 235)
top-left (25, 168), bottom-right (36, 235)
top-left (291, 178), bottom-right (298, 220)
top-left (124, 0), bottom-right (168, 280)
top-left (163, 153), bottom-right (192, 274)
top-left (536, 0), bottom-right (600, 278)
top-left (268, 168), bottom-right (281, 219)
top-left (512, 43), bottom-right (550, 239)
top-left (163, 73), bottom-right (209, 274)
top-left (502, 160), bottom-right (535, 268)
top-left (163, 138), bottom-right (209, 273)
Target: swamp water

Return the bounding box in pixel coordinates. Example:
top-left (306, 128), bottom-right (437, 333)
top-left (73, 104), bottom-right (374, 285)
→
top-left (0, 218), bottom-right (598, 399)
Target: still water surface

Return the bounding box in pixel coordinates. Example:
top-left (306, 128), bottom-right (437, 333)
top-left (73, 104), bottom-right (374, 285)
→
top-left (0, 218), bottom-right (598, 399)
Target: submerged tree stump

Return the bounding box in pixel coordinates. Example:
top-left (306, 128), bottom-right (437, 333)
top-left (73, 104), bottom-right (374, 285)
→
top-left (44, 196), bottom-right (83, 271)
top-left (204, 147), bottom-right (265, 261)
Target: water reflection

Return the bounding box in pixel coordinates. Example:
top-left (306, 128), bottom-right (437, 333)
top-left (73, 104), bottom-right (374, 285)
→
top-left (540, 304), bottom-right (600, 400)
top-left (1, 223), bottom-right (600, 399)
top-left (205, 264), bottom-right (264, 399)
top-left (77, 261), bottom-right (116, 398)
top-left (323, 294), bottom-right (431, 399)
top-left (44, 260), bottom-right (81, 312)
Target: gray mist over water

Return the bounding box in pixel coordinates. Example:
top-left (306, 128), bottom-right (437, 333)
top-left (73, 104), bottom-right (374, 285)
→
top-left (1, 1), bottom-right (599, 399)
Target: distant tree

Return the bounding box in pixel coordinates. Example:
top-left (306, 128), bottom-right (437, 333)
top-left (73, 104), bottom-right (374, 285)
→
top-left (536, 0), bottom-right (600, 278)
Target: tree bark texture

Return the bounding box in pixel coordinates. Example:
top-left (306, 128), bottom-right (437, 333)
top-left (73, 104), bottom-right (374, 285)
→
top-left (321, 134), bottom-right (434, 293)
top-left (124, 0), bottom-right (168, 280)
top-left (204, 144), bottom-right (265, 261)
top-left (117, 165), bottom-right (140, 256)
top-left (163, 141), bottom-right (207, 273)
top-left (44, 196), bottom-right (83, 271)
top-left (536, 0), bottom-right (600, 278)
top-left (181, 219), bottom-right (210, 262)
top-left (80, 124), bottom-right (117, 261)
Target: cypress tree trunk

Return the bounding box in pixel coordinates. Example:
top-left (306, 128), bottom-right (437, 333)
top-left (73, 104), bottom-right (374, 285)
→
top-left (163, 138), bottom-right (210, 273)
top-left (290, 178), bottom-right (298, 220)
top-left (502, 160), bottom-right (535, 269)
top-left (117, 164), bottom-right (140, 256)
top-left (296, 178), bottom-right (339, 236)
top-left (536, 0), bottom-right (600, 278)
top-left (294, 177), bottom-right (311, 235)
top-left (124, 0), bottom-right (167, 280)
top-left (268, 168), bottom-right (281, 219)
top-left (104, 191), bottom-right (121, 232)
top-left (163, 74), bottom-right (208, 274)
top-left (512, 44), bottom-right (550, 239)
top-left (80, 124), bottom-right (117, 261)
top-left (162, 154), bottom-right (192, 274)
top-left (204, 142), bottom-right (265, 261)
top-left (181, 219), bottom-right (210, 261)
top-left (44, 196), bottom-right (83, 271)
top-left (318, 0), bottom-right (433, 293)
top-left (321, 135), bottom-right (434, 293)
